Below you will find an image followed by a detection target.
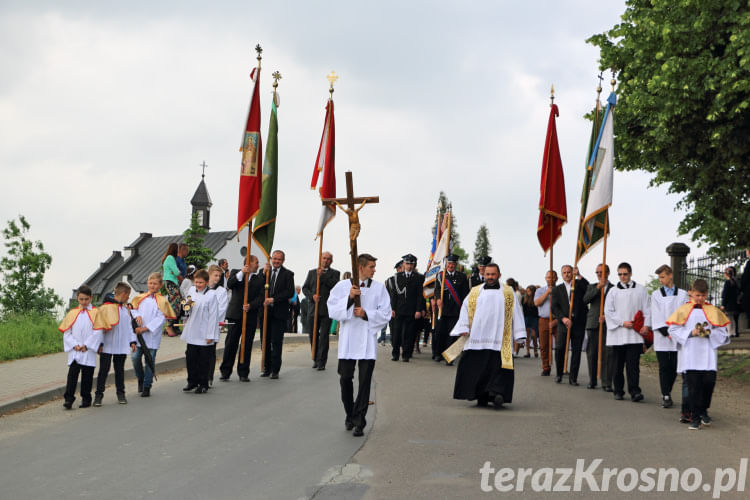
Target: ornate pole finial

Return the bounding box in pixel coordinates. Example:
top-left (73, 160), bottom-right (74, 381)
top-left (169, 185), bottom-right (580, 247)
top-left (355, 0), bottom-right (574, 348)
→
top-left (550, 84), bottom-right (555, 106)
top-left (272, 71), bottom-right (282, 90)
top-left (255, 44), bottom-right (263, 69)
top-left (610, 70), bottom-right (616, 91)
top-left (200, 161), bottom-right (208, 180)
top-left (327, 71), bottom-right (339, 98)
top-left (597, 71), bottom-right (604, 96)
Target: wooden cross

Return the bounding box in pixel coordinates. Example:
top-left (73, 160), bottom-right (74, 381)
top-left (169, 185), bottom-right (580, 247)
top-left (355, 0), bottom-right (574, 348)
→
top-left (322, 171), bottom-right (379, 306)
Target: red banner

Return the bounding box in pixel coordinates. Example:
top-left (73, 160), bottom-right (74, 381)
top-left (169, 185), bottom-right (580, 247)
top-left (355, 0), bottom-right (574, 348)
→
top-left (537, 103), bottom-right (567, 253)
top-left (237, 68), bottom-right (263, 232)
top-left (312, 100), bottom-right (336, 235)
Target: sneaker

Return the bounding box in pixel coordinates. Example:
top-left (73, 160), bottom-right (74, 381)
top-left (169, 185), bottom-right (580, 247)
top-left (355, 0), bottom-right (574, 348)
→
top-left (79, 400), bottom-right (91, 408)
top-left (662, 395), bottom-right (673, 408)
top-left (679, 413), bottom-right (691, 424)
top-left (141, 387), bottom-right (151, 397)
top-left (700, 414), bottom-right (712, 427)
top-left (631, 392), bottom-right (644, 403)
top-left (63, 400), bottom-right (73, 410)
top-left (688, 420), bottom-right (701, 430)
top-left (117, 393), bottom-right (127, 404)
top-left (352, 427), bottom-right (364, 437)
top-left (93, 394), bottom-right (103, 407)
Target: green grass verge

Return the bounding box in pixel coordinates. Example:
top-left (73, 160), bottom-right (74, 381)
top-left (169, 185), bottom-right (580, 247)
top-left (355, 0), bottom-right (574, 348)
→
top-left (718, 352), bottom-right (750, 384)
top-left (0, 314), bottom-right (62, 362)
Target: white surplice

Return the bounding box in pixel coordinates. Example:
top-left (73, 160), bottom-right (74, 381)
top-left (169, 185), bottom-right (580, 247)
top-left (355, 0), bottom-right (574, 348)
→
top-left (62, 306), bottom-right (102, 367)
top-left (209, 286), bottom-right (228, 342)
top-left (328, 279), bottom-right (392, 360)
top-left (604, 282), bottom-right (651, 346)
top-left (668, 308), bottom-right (730, 371)
top-left (450, 285), bottom-right (527, 351)
top-left (650, 287), bottom-right (689, 352)
top-left (181, 286), bottom-right (218, 346)
top-left (131, 294), bottom-right (166, 350)
top-left (101, 305), bottom-right (136, 354)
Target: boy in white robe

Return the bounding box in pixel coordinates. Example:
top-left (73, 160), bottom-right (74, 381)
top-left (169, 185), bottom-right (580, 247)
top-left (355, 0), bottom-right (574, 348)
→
top-left (93, 282), bottom-right (137, 406)
top-left (130, 272), bottom-right (176, 397)
top-left (450, 263), bottom-right (526, 409)
top-left (328, 254), bottom-right (392, 437)
top-left (650, 264), bottom-right (689, 408)
top-left (181, 269), bottom-right (218, 393)
top-left (208, 265), bottom-right (228, 387)
top-left (667, 279), bottom-right (730, 430)
top-left (59, 285), bottom-right (102, 409)
top-left (604, 262), bottom-right (651, 402)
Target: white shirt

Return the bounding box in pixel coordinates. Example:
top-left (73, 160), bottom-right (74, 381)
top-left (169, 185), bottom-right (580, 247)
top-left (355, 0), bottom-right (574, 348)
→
top-left (209, 286), bottom-right (228, 341)
top-left (328, 279), bottom-right (392, 360)
top-left (62, 306), bottom-right (102, 367)
top-left (605, 282), bottom-right (651, 346)
top-left (181, 286), bottom-right (219, 346)
top-left (650, 287), bottom-right (689, 351)
top-left (101, 305), bottom-right (136, 354)
top-left (131, 295), bottom-right (166, 350)
top-left (563, 280), bottom-right (572, 299)
top-left (668, 307), bottom-right (730, 371)
top-left (450, 285), bottom-right (527, 351)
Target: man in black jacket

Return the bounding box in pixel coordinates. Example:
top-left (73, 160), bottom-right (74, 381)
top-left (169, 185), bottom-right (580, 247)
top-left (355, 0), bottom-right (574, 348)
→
top-left (433, 254), bottom-right (470, 363)
top-left (302, 251), bottom-right (341, 371)
top-left (260, 250), bottom-right (295, 379)
top-left (219, 256), bottom-right (265, 382)
top-left (390, 254), bottom-right (426, 362)
top-left (550, 265), bottom-right (590, 385)
top-left (470, 256), bottom-right (492, 287)
top-left (583, 264), bottom-right (614, 390)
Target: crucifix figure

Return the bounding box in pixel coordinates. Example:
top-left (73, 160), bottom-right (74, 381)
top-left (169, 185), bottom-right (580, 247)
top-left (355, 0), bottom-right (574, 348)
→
top-left (322, 171), bottom-right (379, 306)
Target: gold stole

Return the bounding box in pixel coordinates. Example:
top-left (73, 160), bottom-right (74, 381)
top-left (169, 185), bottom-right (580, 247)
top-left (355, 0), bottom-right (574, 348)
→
top-left (131, 292), bottom-right (177, 319)
top-left (58, 307), bottom-right (97, 333)
top-left (666, 302), bottom-right (730, 327)
top-left (466, 284), bottom-right (515, 370)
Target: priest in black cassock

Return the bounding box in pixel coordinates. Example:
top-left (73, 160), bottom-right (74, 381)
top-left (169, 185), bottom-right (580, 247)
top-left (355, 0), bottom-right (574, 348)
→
top-left (433, 254), bottom-right (470, 363)
top-left (451, 263), bottom-right (526, 408)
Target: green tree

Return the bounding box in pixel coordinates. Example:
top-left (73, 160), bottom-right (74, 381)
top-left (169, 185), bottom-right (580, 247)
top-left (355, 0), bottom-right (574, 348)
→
top-left (0, 215), bottom-right (62, 317)
top-left (588, 0), bottom-right (750, 252)
top-left (473, 224), bottom-right (492, 263)
top-left (183, 212), bottom-right (214, 269)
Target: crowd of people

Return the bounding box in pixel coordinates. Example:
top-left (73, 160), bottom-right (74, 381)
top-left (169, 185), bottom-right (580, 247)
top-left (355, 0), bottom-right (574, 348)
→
top-left (58, 245), bottom-right (750, 437)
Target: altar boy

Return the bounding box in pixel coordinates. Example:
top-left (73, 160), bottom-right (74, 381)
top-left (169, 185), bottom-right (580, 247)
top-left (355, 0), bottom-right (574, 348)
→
top-left (667, 279), bottom-right (730, 430)
top-left (93, 282), bottom-right (136, 406)
top-left (59, 285), bottom-right (101, 409)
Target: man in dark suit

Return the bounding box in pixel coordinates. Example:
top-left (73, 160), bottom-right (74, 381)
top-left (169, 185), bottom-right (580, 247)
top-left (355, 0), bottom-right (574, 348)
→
top-left (550, 264), bottom-right (589, 385)
top-left (470, 256), bottom-right (492, 287)
top-left (302, 251), bottom-right (340, 371)
top-left (260, 250), bottom-right (295, 379)
top-left (390, 254), bottom-right (426, 362)
top-left (583, 264), bottom-right (615, 390)
top-left (219, 256), bottom-right (265, 382)
top-left (433, 254), bottom-right (470, 363)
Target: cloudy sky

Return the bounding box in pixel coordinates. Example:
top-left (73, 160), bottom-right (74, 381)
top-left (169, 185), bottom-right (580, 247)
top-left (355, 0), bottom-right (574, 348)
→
top-left (0, 0), bottom-right (696, 304)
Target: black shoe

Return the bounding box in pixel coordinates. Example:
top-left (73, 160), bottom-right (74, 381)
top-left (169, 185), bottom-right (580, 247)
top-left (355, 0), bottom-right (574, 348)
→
top-left (476, 398), bottom-right (489, 408)
top-left (446, 361), bottom-right (454, 366)
top-left (117, 393), bottom-right (127, 405)
top-left (402, 358), bottom-right (409, 362)
top-left (195, 386), bottom-right (207, 394)
top-left (79, 401), bottom-right (91, 408)
top-left (614, 393), bottom-right (624, 400)
top-left (209, 379), bottom-right (213, 387)
top-left (603, 386), bottom-right (613, 393)
top-left (391, 357), bottom-right (399, 362)
top-left (434, 357), bottom-right (442, 362)
top-left (270, 373), bottom-right (279, 379)
top-left (541, 370), bottom-right (551, 376)
top-left (183, 384), bottom-right (198, 392)
top-left (493, 395), bottom-right (505, 409)
top-left (137, 380), bottom-right (143, 393)
top-left (662, 395), bottom-right (673, 408)
top-left (352, 427), bottom-right (364, 437)
top-left (63, 400), bottom-right (73, 410)
top-left (312, 362), bottom-right (318, 369)
top-left (219, 375), bottom-right (230, 381)
top-left (569, 379), bottom-right (579, 386)
top-left (141, 388), bottom-right (151, 397)
top-left (345, 420), bottom-right (354, 431)
top-left (688, 420), bottom-right (701, 430)
top-left (700, 413), bottom-right (712, 426)
top-left (260, 372), bottom-right (270, 377)
top-left (93, 394), bottom-right (103, 407)
top-left (317, 365), bottom-right (325, 371)
top-left (631, 392), bottom-right (644, 403)
top-left (555, 376), bottom-right (562, 383)
top-left (239, 376), bottom-right (250, 382)
top-left (587, 383), bottom-right (597, 389)
top-left (680, 413), bottom-right (691, 424)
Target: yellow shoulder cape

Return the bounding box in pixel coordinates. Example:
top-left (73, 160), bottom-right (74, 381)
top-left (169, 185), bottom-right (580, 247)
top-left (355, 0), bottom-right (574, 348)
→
top-left (93, 303), bottom-right (122, 330)
top-left (131, 292), bottom-right (177, 319)
top-left (666, 302), bottom-right (730, 327)
top-left (58, 307), bottom-right (97, 332)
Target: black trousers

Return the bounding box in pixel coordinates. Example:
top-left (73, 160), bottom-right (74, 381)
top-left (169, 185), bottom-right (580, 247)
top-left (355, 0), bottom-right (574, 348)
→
top-left (186, 344), bottom-right (212, 387)
top-left (208, 343), bottom-right (217, 382)
top-left (686, 370), bottom-right (716, 421)
top-left (220, 315), bottom-right (257, 378)
top-left (586, 327), bottom-right (614, 387)
top-left (96, 353), bottom-right (127, 396)
top-left (338, 359), bottom-right (375, 429)
top-left (392, 316), bottom-right (416, 360)
top-left (308, 316), bottom-right (332, 367)
top-left (656, 351), bottom-right (678, 396)
top-left (433, 315), bottom-right (459, 360)
top-left (555, 321), bottom-right (585, 379)
top-left (64, 361), bottom-right (95, 404)
top-left (263, 317), bottom-right (286, 374)
top-left (611, 344), bottom-right (642, 396)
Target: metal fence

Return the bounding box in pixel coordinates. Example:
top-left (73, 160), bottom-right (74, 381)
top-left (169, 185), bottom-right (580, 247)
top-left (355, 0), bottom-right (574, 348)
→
top-left (684, 249), bottom-right (746, 305)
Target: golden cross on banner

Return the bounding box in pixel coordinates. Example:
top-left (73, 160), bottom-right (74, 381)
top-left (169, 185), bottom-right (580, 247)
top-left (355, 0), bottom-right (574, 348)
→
top-left (327, 71), bottom-right (338, 97)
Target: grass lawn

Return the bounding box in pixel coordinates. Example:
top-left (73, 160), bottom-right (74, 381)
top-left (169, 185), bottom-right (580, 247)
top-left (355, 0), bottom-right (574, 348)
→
top-left (641, 349), bottom-right (749, 383)
top-left (0, 314), bottom-right (62, 362)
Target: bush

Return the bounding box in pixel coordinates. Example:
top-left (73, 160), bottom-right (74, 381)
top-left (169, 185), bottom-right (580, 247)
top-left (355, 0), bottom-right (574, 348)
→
top-left (0, 313), bottom-right (62, 361)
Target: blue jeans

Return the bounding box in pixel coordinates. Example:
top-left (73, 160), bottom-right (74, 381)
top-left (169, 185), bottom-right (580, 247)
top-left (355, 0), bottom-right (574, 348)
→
top-left (131, 347), bottom-right (158, 389)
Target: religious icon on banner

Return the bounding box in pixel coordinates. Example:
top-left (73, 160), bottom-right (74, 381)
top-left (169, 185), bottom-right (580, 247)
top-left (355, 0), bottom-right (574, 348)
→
top-left (241, 132), bottom-right (260, 176)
